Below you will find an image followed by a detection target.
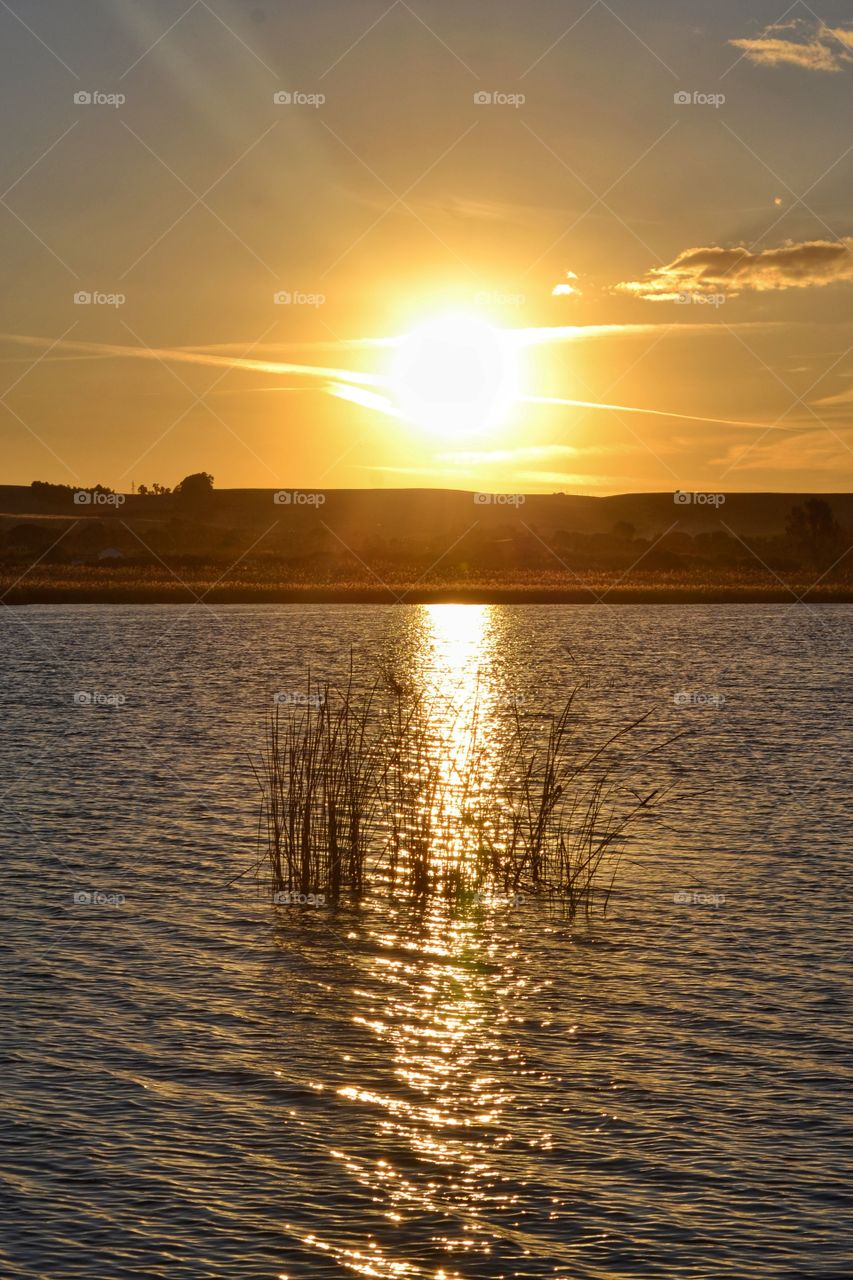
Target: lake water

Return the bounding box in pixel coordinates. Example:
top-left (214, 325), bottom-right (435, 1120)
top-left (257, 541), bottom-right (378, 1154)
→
top-left (1, 604), bottom-right (850, 1279)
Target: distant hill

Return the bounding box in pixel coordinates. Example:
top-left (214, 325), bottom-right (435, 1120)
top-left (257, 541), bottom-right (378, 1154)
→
top-left (2, 484), bottom-right (851, 539)
top-left (2, 484), bottom-right (851, 603)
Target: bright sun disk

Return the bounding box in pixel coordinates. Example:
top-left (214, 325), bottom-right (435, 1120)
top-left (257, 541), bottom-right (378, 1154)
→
top-left (389, 314), bottom-right (518, 437)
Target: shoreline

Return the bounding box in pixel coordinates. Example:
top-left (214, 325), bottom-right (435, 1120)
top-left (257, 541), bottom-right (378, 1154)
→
top-left (3, 586), bottom-right (852, 605)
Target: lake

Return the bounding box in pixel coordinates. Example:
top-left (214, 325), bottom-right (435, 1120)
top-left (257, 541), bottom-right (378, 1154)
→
top-left (1, 604), bottom-right (850, 1278)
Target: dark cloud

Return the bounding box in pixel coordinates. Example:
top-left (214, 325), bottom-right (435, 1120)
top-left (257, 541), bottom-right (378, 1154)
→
top-left (618, 239), bottom-right (853, 300)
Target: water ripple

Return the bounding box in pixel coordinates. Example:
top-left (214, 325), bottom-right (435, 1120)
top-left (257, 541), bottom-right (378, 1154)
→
top-left (1, 604), bottom-right (851, 1278)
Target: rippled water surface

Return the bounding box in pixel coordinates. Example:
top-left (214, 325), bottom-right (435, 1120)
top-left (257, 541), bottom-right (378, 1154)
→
top-left (1, 604), bottom-right (851, 1279)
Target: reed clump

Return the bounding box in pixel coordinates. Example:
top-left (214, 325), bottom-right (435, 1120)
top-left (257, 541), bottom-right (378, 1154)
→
top-left (254, 662), bottom-right (668, 918)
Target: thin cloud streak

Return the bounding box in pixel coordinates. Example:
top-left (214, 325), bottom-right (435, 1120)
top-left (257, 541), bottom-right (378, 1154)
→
top-left (0, 333), bottom-right (383, 388)
top-left (520, 395), bottom-right (808, 431)
top-left (1, 330), bottom-right (828, 439)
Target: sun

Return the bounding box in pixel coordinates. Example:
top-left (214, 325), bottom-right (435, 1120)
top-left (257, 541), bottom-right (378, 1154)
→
top-left (389, 314), bottom-right (518, 437)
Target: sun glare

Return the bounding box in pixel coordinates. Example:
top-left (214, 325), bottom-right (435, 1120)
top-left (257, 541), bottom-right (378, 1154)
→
top-left (389, 314), bottom-right (518, 437)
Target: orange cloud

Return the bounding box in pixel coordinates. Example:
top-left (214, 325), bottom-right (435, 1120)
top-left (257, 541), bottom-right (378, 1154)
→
top-left (618, 239), bottom-right (853, 300)
top-left (730, 19), bottom-right (853, 72)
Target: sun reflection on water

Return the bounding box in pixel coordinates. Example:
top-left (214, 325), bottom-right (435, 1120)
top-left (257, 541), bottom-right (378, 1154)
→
top-left (310, 608), bottom-right (547, 1277)
top-left (327, 908), bottom-right (527, 1275)
top-left (272, 608), bottom-right (567, 1276)
top-left (419, 603), bottom-right (494, 691)
top-left (406, 605), bottom-right (506, 893)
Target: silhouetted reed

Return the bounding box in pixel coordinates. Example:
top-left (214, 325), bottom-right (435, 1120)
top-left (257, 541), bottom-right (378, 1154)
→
top-left (255, 661), bottom-right (668, 918)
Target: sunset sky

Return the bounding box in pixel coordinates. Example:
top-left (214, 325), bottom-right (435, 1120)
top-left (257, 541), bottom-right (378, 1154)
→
top-left (2, 0), bottom-right (853, 494)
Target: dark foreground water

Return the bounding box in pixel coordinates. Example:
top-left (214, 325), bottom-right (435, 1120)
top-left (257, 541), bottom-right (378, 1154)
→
top-left (1, 604), bottom-right (851, 1279)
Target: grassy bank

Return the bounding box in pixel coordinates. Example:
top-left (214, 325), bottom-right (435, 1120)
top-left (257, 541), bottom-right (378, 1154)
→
top-left (1, 563), bottom-right (851, 605)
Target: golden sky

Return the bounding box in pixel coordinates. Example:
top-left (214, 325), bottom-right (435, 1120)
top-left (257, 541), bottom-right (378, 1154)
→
top-left (1, 0), bottom-right (853, 494)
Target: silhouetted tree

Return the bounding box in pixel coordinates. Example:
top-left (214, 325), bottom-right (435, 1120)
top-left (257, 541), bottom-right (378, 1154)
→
top-left (785, 498), bottom-right (842, 567)
top-left (30, 480), bottom-right (115, 504)
top-left (612, 520), bottom-right (636, 542)
top-left (30, 480), bottom-right (75, 504)
top-left (174, 472), bottom-right (214, 512)
top-left (72, 521), bottom-right (111, 552)
top-left (6, 523), bottom-right (51, 552)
